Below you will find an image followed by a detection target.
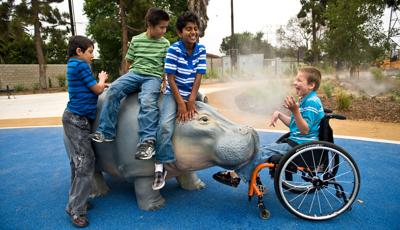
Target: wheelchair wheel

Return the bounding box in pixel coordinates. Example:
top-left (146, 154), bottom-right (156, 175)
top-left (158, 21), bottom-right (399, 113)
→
top-left (280, 151), bottom-right (340, 194)
top-left (274, 141), bottom-right (360, 220)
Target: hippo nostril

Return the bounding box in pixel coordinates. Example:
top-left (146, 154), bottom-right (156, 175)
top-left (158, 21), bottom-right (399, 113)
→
top-left (238, 126), bottom-right (249, 135)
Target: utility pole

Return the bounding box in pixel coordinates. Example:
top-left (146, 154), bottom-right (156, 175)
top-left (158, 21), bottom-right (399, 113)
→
top-left (230, 0), bottom-right (237, 73)
top-left (68, 0), bottom-right (76, 36)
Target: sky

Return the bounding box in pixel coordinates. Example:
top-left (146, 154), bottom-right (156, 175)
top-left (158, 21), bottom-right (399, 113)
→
top-left (59, 0), bottom-right (301, 56)
top-left (59, 0), bottom-right (393, 56)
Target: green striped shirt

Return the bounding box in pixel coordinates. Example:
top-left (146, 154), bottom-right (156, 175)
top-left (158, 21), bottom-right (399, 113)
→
top-left (125, 32), bottom-right (170, 78)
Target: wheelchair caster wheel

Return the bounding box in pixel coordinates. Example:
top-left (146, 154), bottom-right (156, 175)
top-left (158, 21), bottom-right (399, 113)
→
top-left (259, 209), bottom-right (270, 220)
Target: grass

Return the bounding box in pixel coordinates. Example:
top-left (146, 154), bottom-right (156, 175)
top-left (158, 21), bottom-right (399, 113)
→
top-left (336, 90), bottom-right (352, 111)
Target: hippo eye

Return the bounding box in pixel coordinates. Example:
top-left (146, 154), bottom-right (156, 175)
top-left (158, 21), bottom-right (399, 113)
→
top-left (198, 115), bottom-right (209, 124)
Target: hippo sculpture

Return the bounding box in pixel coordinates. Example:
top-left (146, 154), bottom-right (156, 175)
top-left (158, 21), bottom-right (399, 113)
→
top-left (64, 92), bottom-right (259, 211)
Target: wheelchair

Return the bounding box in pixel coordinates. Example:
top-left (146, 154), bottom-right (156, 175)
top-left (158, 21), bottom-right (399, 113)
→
top-left (248, 109), bottom-right (361, 221)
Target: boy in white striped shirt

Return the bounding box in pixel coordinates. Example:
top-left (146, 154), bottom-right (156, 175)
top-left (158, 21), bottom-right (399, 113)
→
top-left (152, 11), bottom-right (207, 190)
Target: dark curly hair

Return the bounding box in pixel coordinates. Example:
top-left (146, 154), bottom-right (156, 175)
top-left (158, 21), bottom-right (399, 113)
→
top-left (176, 11), bottom-right (199, 32)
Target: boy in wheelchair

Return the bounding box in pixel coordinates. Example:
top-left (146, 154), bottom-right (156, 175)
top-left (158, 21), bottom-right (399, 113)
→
top-left (213, 66), bottom-right (325, 187)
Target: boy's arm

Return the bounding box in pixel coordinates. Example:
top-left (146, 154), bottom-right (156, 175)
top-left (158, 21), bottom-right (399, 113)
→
top-left (285, 96), bottom-right (309, 134)
top-left (269, 111), bottom-right (291, 127)
top-left (186, 45), bottom-right (206, 119)
top-left (89, 71), bottom-right (109, 95)
top-left (167, 73), bottom-right (188, 122)
top-left (186, 73), bottom-right (202, 119)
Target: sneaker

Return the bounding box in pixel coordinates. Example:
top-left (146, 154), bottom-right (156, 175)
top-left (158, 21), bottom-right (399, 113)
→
top-left (89, 132), bottom-right (114, 143)
top-left (66, 209), bottom-right (89, 228)
top-left (152, 170), bottom-right (167, 190)
top-left (212, 171), bottom-right (241, 188)
top-left (135, 141), bottom-right (155, 160)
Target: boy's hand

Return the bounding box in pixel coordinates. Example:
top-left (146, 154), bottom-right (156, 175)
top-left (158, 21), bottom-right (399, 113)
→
top-left (284, 96), bottom-right (299, 113)
top-left (269, 111), bottom-right (280, 127)
top-left (176, 102), bottom-right (188, 122)
top-left (186, 100), bottom-right (197, 120)
top-left (98, 71), bottom-right (108, 83)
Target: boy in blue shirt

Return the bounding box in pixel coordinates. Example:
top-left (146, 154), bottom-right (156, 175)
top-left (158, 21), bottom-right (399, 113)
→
top-left (213, 66), bottom-right (325, 186)
top-left (152, 11), bottom-right (207, 190)
top-left (63, 35), bottom-right (108, 227)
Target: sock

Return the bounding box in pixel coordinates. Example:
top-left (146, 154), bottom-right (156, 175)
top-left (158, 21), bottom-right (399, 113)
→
top-left (155, 163), bottom-right (163, 172)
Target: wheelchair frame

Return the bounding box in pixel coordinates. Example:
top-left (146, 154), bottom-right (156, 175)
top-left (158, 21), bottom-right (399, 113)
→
top-left (247, 109), bottom-right (361, 221)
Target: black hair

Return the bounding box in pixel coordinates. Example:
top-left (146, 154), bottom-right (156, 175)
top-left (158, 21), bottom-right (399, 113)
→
top-left (176, 11), bottom-right (200, 32)
top-left (145, 7), bottom-right (170, 27)
top-left (67, 35), bottom-right (94, 57)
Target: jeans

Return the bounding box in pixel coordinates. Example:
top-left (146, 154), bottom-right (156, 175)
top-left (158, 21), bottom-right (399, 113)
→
top-left (63, 109), bottom-right (95, 216)
top-left (96, 71), bottom-right (162, 142)
top-left (236, 142), bottom-right (292, 183)
top-left (155, 94), bottom-right (177, 163)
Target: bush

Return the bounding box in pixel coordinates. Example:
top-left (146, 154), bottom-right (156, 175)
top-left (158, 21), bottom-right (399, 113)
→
top-left (57, 75), bottom-right (66, 88)
top-left (14, 84), bottom-right (25, 92)
top-left (32, 83), bottom-right (40, 91)
top-left (321, 81), bottom-right (333, 99)
top-left (370, 67), bottom-right (384, 82)
top-left (204, 69), bottom-right (219, 79)
top-left (336, 90), bottom-right (352, 111)
top-left (48, 78), bottom-right (52, 88)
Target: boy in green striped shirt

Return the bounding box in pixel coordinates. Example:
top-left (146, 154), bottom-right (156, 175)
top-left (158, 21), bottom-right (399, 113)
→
top-left (91, 8), bottom-right (170, 160)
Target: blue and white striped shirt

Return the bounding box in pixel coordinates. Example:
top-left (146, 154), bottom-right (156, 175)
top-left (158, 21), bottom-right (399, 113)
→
top-left (289, 91), bottom-right (325, 144)
top-left (66, 58), bottom-right (98, 120)
top-left (164, 40), bottom-right (207, 100)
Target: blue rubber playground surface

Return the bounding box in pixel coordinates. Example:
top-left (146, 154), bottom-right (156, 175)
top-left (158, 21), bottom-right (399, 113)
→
top-left (0, 126), bottom-right (399, 229)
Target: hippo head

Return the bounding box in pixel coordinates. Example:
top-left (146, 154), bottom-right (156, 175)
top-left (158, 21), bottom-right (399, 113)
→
top-left (172, 101), bottom-right (259, 171)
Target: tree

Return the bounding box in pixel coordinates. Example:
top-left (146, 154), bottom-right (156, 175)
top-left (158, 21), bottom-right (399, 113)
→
top-left (323, 0), bottom-right (387, 76)
top-left (220, 31), bottom-right (274, 58)
top-left (276, 17), bottom-right (311, 62)
top-left (297, 0), bottom-right (328, 65)
top-left (85, 0), bottom-right (192, 80)
top-left (14, 0), bottom-right (69, 88)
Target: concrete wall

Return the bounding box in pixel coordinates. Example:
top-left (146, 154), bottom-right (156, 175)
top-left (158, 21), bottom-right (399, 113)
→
top-left (0, 64), bottom-right (67, 89)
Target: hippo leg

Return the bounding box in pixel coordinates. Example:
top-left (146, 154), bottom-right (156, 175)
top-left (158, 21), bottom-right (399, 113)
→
top-left (176, 171), bottom-right (206, 190)
top-left (90, 170), bottom-right (110, 198)
top-left (134, 177), bottom-right (165, 211)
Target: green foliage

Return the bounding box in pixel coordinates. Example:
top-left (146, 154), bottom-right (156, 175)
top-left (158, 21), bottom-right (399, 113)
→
top-left (84, 0), bottom-right (187, 77)
top-left (297, 0), bottom-right (328, 63)
top-left (204, 69), bottom-right (219, 80)
top-left (336, 90), bottom-right (352, 111)
top-left (57, 75), bottom-right (66, 88)
top-left (14, 84), bottom-right (25, 92)
top-left (32, 83), bottom-right (40, 91)
top-left (92, 59), bottom-right (120, 82)
top-left (319, 62), bottom-right (335, 74)
top-left (370, 67), bottom-right (384, 82)
top-left (220, 31), bottom-right (274, 57)
top-left (321, 81), bottom-right (333, 98)
top-left (323, 0), bottom-right (386, 69)
top-left (0, 1), bottom-right (69, 64)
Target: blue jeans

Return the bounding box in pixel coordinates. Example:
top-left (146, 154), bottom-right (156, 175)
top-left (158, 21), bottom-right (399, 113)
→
top-left (236, 142), bottom-right (292, 183)
top-left (96, 71), bottom-right (161, 142)
top-left (155, 94), bottom-right (177, 163)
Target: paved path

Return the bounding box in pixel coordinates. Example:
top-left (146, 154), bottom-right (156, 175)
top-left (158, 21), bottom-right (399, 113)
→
top-left (0, 86), bottom-right (232, 120)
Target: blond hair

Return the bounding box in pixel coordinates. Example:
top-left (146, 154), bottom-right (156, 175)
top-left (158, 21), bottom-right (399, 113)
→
top-left (298, 66), bottom-right (322, 91)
